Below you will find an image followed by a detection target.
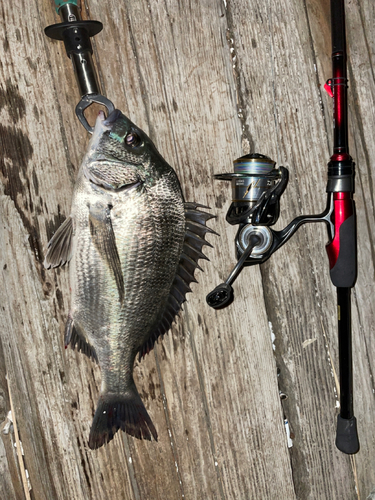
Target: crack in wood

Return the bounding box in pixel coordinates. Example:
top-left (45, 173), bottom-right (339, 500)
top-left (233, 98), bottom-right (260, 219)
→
top-left (301, 0), bottom-right (331, 154)
top-left (6, 375), bottom-right (31, 500)
top-left (154, 346), bottom-right (186, 500)
top-left (223, 5), bottom-right (254, 154)
top-left (121, 433), bottom-right (140, 500)
top-left (184, 305), bottom-right (226, 500)
top-left (266, 0), bottom-right (282, 163)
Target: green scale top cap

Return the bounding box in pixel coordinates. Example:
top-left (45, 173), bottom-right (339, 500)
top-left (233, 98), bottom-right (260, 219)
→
top-left (54, 0), bottom-right (78, 13)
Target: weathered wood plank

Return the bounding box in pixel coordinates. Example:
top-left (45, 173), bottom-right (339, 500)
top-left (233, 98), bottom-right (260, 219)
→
top-left (1, 0), bottom-right (374, 499)
top-left (223, 1), bottom-right (355, 497)
top-left (91, 0), bottom-right (296, 498)
top-left (0, 340), bottom-right (22, 500)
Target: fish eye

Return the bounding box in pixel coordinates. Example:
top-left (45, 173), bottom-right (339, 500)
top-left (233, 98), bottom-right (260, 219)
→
top-left (125, 131), bottom-right (141, 147)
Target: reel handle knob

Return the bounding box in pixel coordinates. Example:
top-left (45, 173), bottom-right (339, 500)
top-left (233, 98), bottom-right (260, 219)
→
top-left (206, 283), bottom-right (234, 309)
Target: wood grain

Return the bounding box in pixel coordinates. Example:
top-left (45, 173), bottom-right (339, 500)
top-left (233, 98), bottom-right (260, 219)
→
top-left (0, 0), bottom-right (374, 499)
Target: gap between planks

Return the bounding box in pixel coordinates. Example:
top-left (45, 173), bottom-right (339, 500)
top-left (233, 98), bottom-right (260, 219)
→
top-left (6, 374), bottom-right (32, 500)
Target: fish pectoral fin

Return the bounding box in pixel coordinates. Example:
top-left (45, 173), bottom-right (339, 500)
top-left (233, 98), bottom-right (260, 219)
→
top-left (89, 205), bottom-right (124, 304)
top-left (44, 216), bottom-right (74, 269)
top-left (84, 162), bottom-right (141, 190)
top-left (89, 383), bottom-right (158, 449)
top-left (65, 316), bottom-right (98, 363)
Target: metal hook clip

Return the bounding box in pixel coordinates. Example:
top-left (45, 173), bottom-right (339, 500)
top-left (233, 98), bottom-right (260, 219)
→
top-left (75, 94), bottom-right (115, 134)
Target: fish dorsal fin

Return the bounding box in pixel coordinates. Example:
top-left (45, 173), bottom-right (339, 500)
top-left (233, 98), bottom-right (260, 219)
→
top-left (44, 216), bottom-right (74, 269)
top-left (138, 203), bottom-right (216, 360)
top-left (65, 316), bottom-right (98, 363)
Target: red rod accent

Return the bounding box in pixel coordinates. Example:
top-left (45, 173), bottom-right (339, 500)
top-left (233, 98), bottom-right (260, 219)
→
top-left (326, 194), bottom-right (353, 269)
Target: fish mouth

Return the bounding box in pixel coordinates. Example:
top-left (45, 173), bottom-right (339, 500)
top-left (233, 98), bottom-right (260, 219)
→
top-left (103, 109), bottom-right (122, 126)
top-left (88, 110), bottom-right (118, 152)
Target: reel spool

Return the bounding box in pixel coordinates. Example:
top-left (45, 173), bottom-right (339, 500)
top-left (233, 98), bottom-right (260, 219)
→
top-left (215, 153), bottom-right (282, 226)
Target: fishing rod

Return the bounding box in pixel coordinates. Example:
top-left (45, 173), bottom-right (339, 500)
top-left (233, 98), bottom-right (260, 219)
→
top-left (45, 0), bottom-right (114, 133)
top-left (206, 0), bottom-right (359, 454)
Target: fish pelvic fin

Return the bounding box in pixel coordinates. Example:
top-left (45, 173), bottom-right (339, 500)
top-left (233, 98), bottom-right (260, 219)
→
top-left (89, 204), bottom-right (125, 304)
top-left (44, 216), bottom-right (74, 269)
top-left (88, 384), bottom-right (158, 450)
top-left (65, 316), bottom-right (98, 363)
top-left (138, 202), bottom-right (216, 360)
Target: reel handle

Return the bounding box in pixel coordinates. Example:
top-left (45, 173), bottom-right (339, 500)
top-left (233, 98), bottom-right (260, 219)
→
top-left (206, 234), bottom-right (260, 309)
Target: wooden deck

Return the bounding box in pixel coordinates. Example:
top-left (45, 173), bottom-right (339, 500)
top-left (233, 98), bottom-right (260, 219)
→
top-left (1, 0), bottom-right (374, 498)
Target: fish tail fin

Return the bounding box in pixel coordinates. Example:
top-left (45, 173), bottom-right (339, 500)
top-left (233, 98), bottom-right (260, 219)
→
top-left (88, 384), bottom-right (158, 450)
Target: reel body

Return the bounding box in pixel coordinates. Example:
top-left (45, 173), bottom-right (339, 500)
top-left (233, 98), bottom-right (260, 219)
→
top-left (218, 153), bottom-right (281, 226)
top-left (206, 153), bottom-right (333, 309)
top-left (216, 154), bottom-right (289, 263)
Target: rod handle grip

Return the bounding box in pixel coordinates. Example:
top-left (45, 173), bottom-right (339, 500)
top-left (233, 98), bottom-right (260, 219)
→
top-left (336, 415), bottom-right (360, 454)
top-left (327, 209), bottom-right (357, 288)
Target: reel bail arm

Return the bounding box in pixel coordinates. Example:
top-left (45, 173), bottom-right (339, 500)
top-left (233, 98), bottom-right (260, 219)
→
top-left (45, 1), bottom-right (114, 133)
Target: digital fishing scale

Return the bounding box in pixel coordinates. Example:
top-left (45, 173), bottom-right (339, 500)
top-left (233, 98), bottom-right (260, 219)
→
top-left (45, 0), bottom-right (114, 133)
top-left (45, 0), bottom-right (359, 454)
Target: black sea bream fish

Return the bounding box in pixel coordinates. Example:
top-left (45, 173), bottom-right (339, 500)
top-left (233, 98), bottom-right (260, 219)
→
top-left (44, 109), bottom-right (214, 449)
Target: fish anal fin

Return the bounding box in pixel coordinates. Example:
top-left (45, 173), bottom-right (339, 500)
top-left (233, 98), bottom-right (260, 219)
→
top-left (89, 205), bottom-right (124, 304)
top-left (44, 216), bottom-right (74, 269)
top-left (65, 316), bottom-right (98, 363)
top-left (138, 202), bottom-right (216, 360)
top-left (89, 384), bottom-right (158, 449)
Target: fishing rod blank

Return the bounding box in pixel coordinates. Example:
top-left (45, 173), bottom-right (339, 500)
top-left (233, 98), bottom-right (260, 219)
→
top-left (327, 0), bottom-right (358, 454)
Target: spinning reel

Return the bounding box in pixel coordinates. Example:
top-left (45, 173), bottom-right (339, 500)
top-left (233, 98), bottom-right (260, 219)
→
top-left (206, 153), bottom-right (333, 309)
